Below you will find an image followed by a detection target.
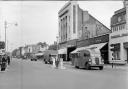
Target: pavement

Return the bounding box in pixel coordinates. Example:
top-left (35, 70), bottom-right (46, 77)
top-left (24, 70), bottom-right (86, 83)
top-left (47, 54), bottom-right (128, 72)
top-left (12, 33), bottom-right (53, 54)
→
top-left (63, 61), bottom-right (128, 71)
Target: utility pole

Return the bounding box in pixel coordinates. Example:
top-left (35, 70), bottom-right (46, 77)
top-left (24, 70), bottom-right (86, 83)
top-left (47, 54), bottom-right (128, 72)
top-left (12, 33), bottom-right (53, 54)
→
top-left (4, 20), bottom-right (18, 53)
top-left (4, 21), bottom-right (7, 52)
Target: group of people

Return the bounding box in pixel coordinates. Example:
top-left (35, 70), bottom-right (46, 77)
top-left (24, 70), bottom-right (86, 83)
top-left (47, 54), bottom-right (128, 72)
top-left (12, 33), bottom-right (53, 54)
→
top-left (0, 54), bottom-right (11, 71)
top-left (50, 55), bottom-right (65, 69)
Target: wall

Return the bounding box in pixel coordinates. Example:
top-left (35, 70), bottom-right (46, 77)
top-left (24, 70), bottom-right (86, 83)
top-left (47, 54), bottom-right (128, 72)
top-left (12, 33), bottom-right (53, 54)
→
top-left (109, 30), bottom-right (128, 64)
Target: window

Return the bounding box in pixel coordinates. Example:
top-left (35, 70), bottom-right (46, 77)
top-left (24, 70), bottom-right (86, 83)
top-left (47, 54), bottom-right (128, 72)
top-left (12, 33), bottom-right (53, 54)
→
top-left (113, 27), bottom-right (115, 31)
top-left (69, 16), bottom-right (70, 22)
top-left (113, 51), bottom-right (120, 60)
top-left (113, 27), bottom-right (115, 32)
top-left (73, 5), bottom-right (76, 33)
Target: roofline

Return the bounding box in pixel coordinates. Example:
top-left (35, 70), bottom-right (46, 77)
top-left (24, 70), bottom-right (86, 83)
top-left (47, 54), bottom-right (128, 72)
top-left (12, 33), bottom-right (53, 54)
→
top-left (58, 1), bottom-right (71, 14)
top-left (114, 7), bottom-right (126, 15)
top-left (89, 14), bottom-right (111, 32)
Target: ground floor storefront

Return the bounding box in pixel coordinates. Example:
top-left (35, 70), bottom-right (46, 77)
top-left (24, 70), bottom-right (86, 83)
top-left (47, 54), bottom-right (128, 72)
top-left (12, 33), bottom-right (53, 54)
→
top-left (76, 34), bottom-right (109, 64)
top-left (109, 30), bottom-right (128, 64)
top-left (58, 34), bottom-right (109, 64)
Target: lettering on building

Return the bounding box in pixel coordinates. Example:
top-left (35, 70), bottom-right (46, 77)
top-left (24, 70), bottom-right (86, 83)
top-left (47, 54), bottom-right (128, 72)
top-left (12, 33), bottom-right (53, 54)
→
top-left (111, 33), bottom-right (128, 39)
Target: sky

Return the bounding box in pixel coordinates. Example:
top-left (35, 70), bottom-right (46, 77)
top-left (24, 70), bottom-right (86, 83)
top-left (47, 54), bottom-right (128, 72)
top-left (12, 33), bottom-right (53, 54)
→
top-left (0, 1), bottom-right (123, 52)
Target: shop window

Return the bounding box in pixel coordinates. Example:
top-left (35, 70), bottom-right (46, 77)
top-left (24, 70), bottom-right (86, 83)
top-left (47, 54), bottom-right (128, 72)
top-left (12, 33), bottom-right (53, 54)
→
top-left (120, 25), bottom-right (122, 30)
top-left (113, 27), bottom-right (115, 32)
top-left (113, 51), bottom-right (120, 60)
top-left (119, 25), bottom-right (121, 30)
top-left (114, 27), bottom-right (116, 31)
top-left (73, 5), bottom-right (76, 33)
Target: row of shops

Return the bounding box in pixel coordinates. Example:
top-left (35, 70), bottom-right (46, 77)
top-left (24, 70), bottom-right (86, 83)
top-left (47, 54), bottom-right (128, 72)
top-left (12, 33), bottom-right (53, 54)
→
top-left (58, 33), bottom-right (128, 64)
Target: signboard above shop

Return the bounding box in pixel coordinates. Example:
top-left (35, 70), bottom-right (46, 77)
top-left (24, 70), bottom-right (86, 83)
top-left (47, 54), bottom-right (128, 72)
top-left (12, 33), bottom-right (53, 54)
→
top-left (77, 34), bottom-right (109, 47)
top-left (111, 33), bottom-right (128, 39)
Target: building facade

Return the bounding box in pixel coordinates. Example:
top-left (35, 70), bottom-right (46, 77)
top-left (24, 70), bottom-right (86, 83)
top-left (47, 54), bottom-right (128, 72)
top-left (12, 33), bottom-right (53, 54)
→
top-left (109, 1), bottom-right (128, 64)
top-left (58, 1), bottom-right (111, 62)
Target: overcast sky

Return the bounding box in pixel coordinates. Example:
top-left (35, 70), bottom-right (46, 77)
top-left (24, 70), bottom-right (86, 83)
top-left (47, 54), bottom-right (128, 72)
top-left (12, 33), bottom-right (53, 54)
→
top-left (0, 1), bottom-right (123, 52)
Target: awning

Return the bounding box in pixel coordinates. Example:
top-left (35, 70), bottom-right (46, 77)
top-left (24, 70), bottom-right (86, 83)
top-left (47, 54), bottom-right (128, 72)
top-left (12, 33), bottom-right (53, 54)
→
top-left (58, 48), bottom-right (67, 54)
top-left (71, 43), bottom-right (107, 53)
top-left (35, 52), bottom-right (44, 56)
top-left (89, 43), bottom-right (107, 50)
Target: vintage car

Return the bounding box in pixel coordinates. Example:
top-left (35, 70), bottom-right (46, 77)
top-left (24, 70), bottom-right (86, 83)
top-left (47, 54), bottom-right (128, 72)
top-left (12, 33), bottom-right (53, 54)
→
top-left (70, 48), bottom-right (104, 70)
top-left (31, 54), bottom-right (37, 61)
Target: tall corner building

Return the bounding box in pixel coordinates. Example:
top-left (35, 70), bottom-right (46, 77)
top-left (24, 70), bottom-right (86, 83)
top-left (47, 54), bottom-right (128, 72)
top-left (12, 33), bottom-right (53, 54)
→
top-left (58, 1), bottom-right (111, 62)
top-left (109, 0), bottom-right (128, 64)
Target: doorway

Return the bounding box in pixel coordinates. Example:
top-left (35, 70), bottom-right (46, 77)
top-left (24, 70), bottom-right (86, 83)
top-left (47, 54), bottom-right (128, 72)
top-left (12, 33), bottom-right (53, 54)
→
top-left (67, 46), bottom-right (76, 61)
top-left (100, 43), bottom-right (109, 64)
top-left (127, 48), bottom-right (128, 63)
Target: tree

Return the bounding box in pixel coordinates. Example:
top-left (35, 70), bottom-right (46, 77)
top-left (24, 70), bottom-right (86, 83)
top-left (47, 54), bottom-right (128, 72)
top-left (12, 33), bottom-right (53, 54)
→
top-left (37, 42), bottom-right (48, 48)
top-left (48, 44), bottom-right (57, 50)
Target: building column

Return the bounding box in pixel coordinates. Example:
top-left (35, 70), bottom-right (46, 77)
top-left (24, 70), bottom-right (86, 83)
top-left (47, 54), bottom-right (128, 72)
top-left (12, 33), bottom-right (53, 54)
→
top-left (125, 1), bottom-right (128, 30)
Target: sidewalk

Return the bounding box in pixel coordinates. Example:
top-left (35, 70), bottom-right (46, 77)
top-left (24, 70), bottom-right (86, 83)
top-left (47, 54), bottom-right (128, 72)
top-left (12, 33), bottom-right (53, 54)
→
top-left (63, 61), bottom-right (128, 70)
top-left (104, 64), bottom-right (128, 70)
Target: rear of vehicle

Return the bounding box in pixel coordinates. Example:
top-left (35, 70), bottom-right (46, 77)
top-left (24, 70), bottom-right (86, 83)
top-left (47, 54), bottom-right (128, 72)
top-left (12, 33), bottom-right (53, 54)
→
top-left (44, 54), bottom-right (52, 64)
top-left (43, 50), bottom-right (57, 64)
top-left (31, 54), bottom-right (37, 61)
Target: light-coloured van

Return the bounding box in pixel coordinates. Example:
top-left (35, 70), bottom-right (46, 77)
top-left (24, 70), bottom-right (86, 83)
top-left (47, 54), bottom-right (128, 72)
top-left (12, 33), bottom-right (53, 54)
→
top-left (70, 49), bottom-right (104, 70)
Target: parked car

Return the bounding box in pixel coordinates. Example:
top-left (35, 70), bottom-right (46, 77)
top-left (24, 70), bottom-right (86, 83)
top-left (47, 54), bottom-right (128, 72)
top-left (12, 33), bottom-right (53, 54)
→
top-left (31, 54), bottom-right (37, 61)
top-left (70, 49), bottom-right (104, 70)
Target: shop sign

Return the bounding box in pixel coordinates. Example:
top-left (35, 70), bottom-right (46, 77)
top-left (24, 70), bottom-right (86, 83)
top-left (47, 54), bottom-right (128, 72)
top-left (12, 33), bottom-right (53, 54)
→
top-left (111, 33), bottom-right (128, 39)
top-left (77, 34), bottom-right (109, 47)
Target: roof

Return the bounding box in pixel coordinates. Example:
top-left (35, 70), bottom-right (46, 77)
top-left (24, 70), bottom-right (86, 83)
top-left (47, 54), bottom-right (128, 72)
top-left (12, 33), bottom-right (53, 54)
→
top-left (114, 8), bottom-right (126, 15)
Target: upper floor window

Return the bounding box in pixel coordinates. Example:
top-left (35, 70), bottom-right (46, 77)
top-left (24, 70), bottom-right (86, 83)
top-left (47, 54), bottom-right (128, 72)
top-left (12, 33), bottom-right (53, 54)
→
top-left (73, 5), bottom-right (76, 34)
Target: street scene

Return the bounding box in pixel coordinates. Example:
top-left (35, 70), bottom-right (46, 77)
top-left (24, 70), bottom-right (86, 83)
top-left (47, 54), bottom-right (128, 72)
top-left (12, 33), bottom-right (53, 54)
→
top-left (0, 0), bottom-right (128, 89)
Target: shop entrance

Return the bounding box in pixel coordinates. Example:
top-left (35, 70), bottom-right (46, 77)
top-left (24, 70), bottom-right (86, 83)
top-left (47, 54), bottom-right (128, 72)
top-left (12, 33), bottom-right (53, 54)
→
top-left (127, 48), bottom-right (128, 63)
top-left (100, 43), bottom-right (109, 64)
top-left (67, 46), bottom-right (76, 61)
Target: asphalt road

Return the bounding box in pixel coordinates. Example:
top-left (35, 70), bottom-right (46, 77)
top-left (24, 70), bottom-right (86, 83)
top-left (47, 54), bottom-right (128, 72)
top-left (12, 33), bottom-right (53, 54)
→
top-left (0, 58), bottom-right (128, 89)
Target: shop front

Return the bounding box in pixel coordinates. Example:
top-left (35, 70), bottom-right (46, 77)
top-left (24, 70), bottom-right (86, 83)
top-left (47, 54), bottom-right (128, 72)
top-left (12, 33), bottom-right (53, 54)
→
top-left (76, 34), bottom-right (109, 64)
top-left (58, 39), bottom-right (77, 61)
top-left (124, 42), bottom-right (128, 63)
top-left (109, 31), bottom-right (128, 64)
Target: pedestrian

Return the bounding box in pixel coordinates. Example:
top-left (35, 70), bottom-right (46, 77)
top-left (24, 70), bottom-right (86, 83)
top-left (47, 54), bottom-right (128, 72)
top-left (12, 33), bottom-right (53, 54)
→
top-left (55, 56), bottom-right (59, 69)
top-left (7, 56), bottom-right (10, 65)
top-left (1, 55), bottom-right (7, 71)
top-left (51, 55), bottom-right (56, 68)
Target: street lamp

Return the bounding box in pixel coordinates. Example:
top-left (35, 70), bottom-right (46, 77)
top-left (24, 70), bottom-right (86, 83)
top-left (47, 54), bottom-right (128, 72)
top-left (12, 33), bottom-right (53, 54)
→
top-left (56, 36), bottom-right (59, 50)
top-left (4, 21), bottom-right (18, 52)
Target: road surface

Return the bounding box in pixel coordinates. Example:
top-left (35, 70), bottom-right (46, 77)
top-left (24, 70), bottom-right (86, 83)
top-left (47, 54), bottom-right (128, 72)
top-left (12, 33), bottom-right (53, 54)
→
top-left (0, 58), bottom-right (128, 89)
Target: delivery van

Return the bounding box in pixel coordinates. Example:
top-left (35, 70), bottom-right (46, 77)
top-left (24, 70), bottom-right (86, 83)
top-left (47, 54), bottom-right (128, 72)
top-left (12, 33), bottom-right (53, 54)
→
top-left (70, 49), bottom-right (104, 70)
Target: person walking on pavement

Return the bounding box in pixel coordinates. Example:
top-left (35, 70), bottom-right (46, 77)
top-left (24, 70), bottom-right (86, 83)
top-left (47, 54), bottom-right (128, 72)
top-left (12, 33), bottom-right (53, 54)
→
top-left (51, 55), bottom-right (56, 68)
top-left (1, 55), bottom-right (7, 71)
top-left (55, 56), bottom-right (59, 69)
top-left (7, 55), bottom-right (10, 65)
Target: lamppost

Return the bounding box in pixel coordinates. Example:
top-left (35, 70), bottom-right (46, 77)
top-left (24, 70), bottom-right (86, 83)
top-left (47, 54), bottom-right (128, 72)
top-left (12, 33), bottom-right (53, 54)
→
top-left (4, 21), bottom-right (18, 52)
